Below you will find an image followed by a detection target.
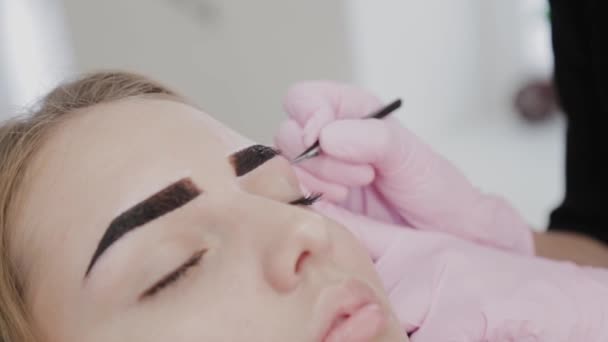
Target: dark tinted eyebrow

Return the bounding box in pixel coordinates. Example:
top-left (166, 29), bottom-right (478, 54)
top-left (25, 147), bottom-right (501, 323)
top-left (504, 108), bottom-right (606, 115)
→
top-left (85, 178), bottom-right (201, 278)
top-left (229, 145), bottom-right (280, 177)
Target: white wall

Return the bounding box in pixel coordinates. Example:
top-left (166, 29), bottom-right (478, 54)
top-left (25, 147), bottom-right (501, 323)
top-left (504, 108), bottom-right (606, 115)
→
top-left (346, 0), bottom-right (563, 229)
top-left (59, 0), bottom-right (353, 144)
top-left (1, 0), bottom-right (563, 228)
top-left (0, 0), bottom-right (72, 117)
top-left (347, 0), bottom-right (482, 139)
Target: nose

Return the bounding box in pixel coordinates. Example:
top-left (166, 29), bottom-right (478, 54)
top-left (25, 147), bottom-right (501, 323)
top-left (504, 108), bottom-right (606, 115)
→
top-left (261, 210), bottom-right (332, 293)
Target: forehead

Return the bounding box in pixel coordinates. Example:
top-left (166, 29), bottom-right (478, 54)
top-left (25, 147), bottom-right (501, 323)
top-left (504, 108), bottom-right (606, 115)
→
top-left (32, 97), bottom-right (252, 199)
top-left (14, 98), bottom-right (252, 297)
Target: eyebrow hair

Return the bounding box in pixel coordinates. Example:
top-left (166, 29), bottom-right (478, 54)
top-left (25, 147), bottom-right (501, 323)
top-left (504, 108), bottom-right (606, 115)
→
top-left (229, 145), bottom-right (280, 177)
top-left (85, 178), bottom-right (201, 278)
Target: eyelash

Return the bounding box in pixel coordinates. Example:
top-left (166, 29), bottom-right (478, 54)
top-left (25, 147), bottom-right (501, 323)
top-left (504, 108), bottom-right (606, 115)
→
top-left (140, 193), bottom-right (322, 300)
top-left (140, 249), bottom-right (206, 300)
top-left (289, 193), bottom-right (323, 206)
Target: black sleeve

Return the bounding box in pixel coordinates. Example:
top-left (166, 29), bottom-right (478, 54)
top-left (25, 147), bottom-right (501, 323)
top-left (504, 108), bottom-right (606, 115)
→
top-left (547, 0), bottom-right (608, 244)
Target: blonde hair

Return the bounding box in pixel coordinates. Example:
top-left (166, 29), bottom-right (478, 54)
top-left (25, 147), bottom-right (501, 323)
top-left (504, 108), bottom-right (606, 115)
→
top-left (0, 71), bottom-right (177, 341)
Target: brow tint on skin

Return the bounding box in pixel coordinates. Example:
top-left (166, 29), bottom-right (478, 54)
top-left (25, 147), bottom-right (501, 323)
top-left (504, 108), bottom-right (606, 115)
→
top-left (230, 145), bottom-right (280, 177)
top-left (85, 178), bottom-right (201, 277)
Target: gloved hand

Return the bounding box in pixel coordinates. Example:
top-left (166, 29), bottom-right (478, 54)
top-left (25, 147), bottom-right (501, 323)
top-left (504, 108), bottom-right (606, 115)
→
top-left (275, 81), bottom-right (534, 254)
top-left (314, 200), bottom-right (608, 341)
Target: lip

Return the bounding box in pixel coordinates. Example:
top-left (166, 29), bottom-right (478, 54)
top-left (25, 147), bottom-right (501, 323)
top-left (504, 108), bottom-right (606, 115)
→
top-left (315, 279), bottom-right (387, 342)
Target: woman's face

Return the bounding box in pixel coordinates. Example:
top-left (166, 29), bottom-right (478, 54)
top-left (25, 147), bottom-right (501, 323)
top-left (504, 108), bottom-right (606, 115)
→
top-left (13, 98), bottom-right (406, 341)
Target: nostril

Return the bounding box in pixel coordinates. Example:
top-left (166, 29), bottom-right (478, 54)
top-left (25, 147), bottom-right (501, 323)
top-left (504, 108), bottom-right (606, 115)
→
top-left (295, 251), bottom-right (311, 273)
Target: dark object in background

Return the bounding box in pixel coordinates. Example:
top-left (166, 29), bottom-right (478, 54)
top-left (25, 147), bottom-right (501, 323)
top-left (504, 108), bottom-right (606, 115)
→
top-left (547, 0), bottom-right (608, 245)
top-left (514, 78), bottom-right (558, 122)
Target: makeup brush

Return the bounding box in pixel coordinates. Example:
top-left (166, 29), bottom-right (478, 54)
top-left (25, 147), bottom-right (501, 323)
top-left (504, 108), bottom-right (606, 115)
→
top-left (292, 98), bottom-right (402, 164)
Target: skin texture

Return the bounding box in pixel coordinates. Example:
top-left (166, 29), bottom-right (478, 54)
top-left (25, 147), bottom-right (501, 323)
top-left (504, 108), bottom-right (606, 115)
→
top-left (10, 98), bottom-right (407, 342)
top-left (533, 232), bottom-right (608, 268)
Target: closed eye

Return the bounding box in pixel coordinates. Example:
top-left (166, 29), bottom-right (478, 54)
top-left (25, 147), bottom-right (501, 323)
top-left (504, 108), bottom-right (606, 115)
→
top-left (139, 249), bottom-right (207, 301)
top-left (138, 193), bottom-right (321, 301)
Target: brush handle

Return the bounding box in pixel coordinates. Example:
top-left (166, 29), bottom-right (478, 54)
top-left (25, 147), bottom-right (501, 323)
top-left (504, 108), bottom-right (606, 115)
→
top-left (367, 99), bottom-right (402, 120)
top-left (292, 98), bottom-right (402, 164)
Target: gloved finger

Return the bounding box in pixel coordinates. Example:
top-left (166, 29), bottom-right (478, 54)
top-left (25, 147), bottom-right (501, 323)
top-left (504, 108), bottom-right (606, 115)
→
top-left (302, 105), bottom-right (334, 147)
top-left (284, 81), bottom-right (383, 146)
top-left (283, 81), bottom-right (339, 126)
top-left (319, 117), bottom-right (411, 171)
top-left (296, 154), bottom-right (375, 188)
top-left (276, 119), bottom-right (376, 188)
top-left (274, 119), bottom-right (306, 159)
top-left (300, 94), bottom-right (385, 147)
top-left (313, 201), bottom-right (398, 261)
top-left (293, 168), bottom-right (349, 203)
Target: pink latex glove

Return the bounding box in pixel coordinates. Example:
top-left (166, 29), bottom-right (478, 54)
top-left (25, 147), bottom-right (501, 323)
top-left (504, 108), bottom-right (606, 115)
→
top-left (314, 200), bottom-right (608, 341)
top-left (275, 81), bottom-right (534, 255)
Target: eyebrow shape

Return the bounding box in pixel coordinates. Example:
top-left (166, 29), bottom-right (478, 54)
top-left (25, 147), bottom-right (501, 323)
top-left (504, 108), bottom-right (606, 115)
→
top-left (230, 145), bottom-right (280, 177)
top-left (85, 178), bottom-right (201, 278)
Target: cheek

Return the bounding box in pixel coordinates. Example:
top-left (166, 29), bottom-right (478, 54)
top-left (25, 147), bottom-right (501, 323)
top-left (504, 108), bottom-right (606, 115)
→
top-left (329, 225), bottom-right (382, 286)
top-left (327, 225), bottom-right (399, 330)
top-left (99, 269), bottom-right (302, 341)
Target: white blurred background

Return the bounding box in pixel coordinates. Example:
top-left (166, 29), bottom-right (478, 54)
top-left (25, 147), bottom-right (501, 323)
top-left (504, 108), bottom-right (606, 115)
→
top-left (0, 0), bottom-right (562, 229)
